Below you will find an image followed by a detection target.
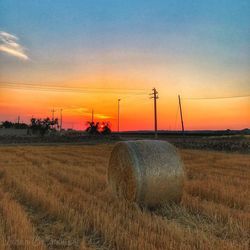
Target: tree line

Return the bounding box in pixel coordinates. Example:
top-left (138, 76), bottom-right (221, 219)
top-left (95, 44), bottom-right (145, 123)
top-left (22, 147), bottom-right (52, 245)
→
top-left (0, 118), bottom-right (112, 136)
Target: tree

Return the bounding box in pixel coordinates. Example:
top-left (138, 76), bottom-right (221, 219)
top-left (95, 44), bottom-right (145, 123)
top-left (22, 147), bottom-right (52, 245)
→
top-left (101, 122), bottom-right (111, 135)
top-left (14, 122), bottom-right (29, 129)
top-left (30, 117), bottom-right (58, 136)
top-left (85, 121), bottom-right (112, 135)
top-left (86, 121), bottom-right (100, 135)
top-left (0, 121), bottom-right (29, 129)
top-left (1, 121), bottom-right (14, 128)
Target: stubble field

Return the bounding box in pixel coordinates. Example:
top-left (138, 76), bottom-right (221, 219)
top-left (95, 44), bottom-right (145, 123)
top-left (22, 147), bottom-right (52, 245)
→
top-left (0, 144), bottom-right (249, 250)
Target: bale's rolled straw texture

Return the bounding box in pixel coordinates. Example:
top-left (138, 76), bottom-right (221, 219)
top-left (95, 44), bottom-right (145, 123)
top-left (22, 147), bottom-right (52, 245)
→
top-left (108, 140), bottom-right (185, 208)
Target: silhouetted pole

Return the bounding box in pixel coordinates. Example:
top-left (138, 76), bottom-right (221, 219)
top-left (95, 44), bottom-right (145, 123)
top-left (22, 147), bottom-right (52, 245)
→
top-left (17, 116), bottom-right (20, 124)
top-left (91, 109), bottom-right (94, 123)
top-left (150, 88), bottom-right (159, 139)
top-left (117, 99), bottom-right (120, 132)
top-left (60, 109), bottom-right (62, 130)
top-left (178, 95), bottom-right (185, 134)
top-left (51, 108), bottom-right (55, 129)
top-left (51, 108), bottom-right (55, 121)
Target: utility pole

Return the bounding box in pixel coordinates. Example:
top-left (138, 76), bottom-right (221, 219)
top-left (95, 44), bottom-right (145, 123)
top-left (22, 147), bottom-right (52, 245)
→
top-left (51, 108), bottom-right (56, 128)
top-left (178, 95), bottom-right (185, 134)
top-left (118, 99), bottom-right (121, 132)
top-left (51, 108), bottom-right (55, 129)
top-left (17, 116), bottom-right (20, 124)
top-left (51, 108), bottom-right (55, 121)
top-left (91, 109), bottom-right (94, 123)
top-left (150, 88), bottom-right (159, 139)
top-left (60, 109), bottom-right (63, 131)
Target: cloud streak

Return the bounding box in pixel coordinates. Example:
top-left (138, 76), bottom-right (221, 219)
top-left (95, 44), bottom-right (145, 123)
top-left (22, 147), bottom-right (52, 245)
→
top-left (63, 106), bottom-right (112, 119)
top-left (0, 31), bottom-right (29, 60)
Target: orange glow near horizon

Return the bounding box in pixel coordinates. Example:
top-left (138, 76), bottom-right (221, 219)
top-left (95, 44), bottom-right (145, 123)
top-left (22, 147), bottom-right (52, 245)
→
top-left (0, 84), bottom-right (249, 131)
top-left (1, 1), bottom-right (250, 131)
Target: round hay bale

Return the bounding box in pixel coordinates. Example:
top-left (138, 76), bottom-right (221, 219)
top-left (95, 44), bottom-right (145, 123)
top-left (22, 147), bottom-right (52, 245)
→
top-left (107, 140), bottom-right (185, 208)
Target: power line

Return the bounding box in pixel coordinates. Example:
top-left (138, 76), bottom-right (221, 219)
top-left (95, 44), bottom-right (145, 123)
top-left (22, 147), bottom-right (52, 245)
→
top-left (183, 94), bottom-right (250, 100)
top-left (0, 85), bottom-right (147, 95)
top-left (0, 81), bottom-right (147, 91)
top-left (0, 81), bottom-right (147, 95)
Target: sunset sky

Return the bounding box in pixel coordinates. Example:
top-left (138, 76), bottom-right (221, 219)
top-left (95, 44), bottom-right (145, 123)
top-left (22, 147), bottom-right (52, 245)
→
top-left (0, 0), bottom-right (249, 130)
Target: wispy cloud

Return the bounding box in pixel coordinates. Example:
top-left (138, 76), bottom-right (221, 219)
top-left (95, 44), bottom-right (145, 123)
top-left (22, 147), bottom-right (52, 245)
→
top-left (0, 31), bottom-right (29, 60)
top-left (94, 113), bottom-right (112, 119)
top-left (63, 106), bottom-right (112, 119)
top-left (63, 106), bottom-right (89, 114)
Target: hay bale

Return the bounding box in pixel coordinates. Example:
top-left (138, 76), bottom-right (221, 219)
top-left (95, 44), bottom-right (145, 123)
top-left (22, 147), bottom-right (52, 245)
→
top-left (107, 140), bottom-right (185, 208)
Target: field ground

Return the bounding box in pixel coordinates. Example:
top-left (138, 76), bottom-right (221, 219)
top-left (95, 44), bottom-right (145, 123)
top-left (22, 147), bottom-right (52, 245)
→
top-left (0, 144), bottom-right (249, 249)
top-left (0, 132), bottom-right (249, 153)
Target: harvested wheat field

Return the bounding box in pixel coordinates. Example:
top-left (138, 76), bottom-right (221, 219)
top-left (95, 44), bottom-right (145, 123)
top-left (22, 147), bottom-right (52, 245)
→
top-left (0, 144), bottom-right (249, 250)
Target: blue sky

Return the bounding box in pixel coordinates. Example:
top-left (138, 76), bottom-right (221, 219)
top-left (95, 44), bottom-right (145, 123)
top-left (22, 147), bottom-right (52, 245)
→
top-left (0, 0), bottom-right (249, 92)
top-left (1, 1), bottom-right (249, 66)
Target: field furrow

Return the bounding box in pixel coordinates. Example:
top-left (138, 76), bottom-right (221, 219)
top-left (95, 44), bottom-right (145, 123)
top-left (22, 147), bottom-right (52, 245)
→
top-left (0, 187), bottom-right (46, 250)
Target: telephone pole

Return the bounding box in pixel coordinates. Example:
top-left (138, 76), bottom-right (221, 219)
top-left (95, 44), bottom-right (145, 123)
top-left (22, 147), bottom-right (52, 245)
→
top-left (51, 108), bottom-right (55, 121)
top-left (118, 99), bottom-right (121, 132)
top-left (51, 108), bottom-right (55, 129)
top-left (150, 88), bottom-right (159, 139)
top-left (60, 109), bottom-right (63, 131)
top-left (91, 109), bottom-right (94, 123)
top-left (178, 95), bottom-right (185, 134)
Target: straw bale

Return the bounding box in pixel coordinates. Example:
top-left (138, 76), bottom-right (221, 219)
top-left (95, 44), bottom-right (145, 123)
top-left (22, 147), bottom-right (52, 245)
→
top-left (108, 140), bottom-right (185, 208)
